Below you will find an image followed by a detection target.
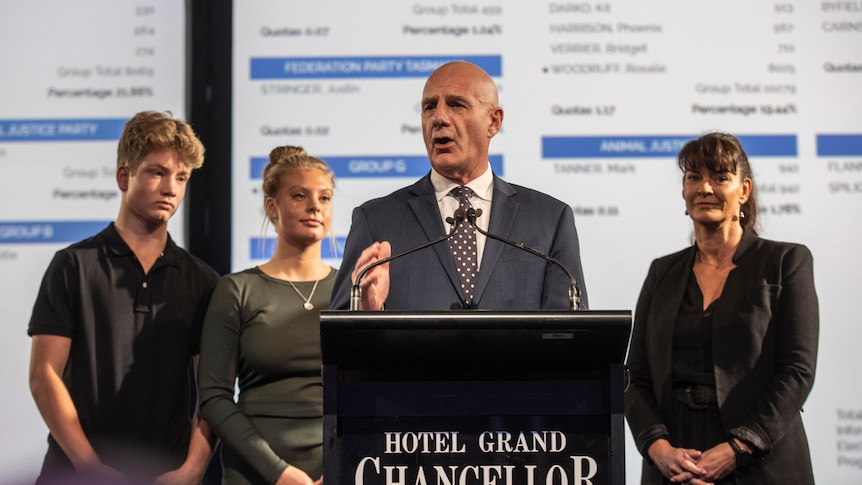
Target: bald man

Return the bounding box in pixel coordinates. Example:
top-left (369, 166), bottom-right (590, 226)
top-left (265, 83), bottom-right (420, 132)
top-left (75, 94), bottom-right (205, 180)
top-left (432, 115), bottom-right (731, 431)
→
top-left (331, 61), bottom-right (588, 311)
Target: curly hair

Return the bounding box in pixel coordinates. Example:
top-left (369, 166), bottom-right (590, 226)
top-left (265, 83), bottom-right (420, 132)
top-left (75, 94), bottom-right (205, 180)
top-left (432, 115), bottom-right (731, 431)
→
top-left (116, 111), bottom-right (205, 174)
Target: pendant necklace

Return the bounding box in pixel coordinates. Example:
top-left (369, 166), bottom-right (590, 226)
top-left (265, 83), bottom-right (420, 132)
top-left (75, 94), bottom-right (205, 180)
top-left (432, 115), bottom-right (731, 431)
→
top-left (287, 275), bottom-right (321, 310)
top-left (273, 260), bottom-right (329, 311)
top-left (278, 264), bottom-right (326, 311)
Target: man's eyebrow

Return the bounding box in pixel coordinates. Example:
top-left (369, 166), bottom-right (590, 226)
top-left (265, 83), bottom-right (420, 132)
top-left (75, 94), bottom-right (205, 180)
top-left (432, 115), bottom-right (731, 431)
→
top-left (422, 93), bottom-right (470, 105)
top-left (147, 163), bottom-right (190, 176)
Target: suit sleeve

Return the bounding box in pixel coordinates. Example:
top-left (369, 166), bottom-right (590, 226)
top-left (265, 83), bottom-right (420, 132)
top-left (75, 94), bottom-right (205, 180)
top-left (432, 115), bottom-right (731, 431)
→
top-left (624, 259), bottom-right (670, 456)
top-left (729, 244), bottom-right (819, 454)
top-left (331, 205), bottom-right (375, 310)
top-left (543, 204), bottom-right (588, 309)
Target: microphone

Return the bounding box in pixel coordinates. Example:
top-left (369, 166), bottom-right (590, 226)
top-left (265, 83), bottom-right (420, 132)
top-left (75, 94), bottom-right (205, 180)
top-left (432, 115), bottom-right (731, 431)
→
top-left (465, 207), bottom-right (582, 311)
top-left (349, 209), bottom-right (464, 311)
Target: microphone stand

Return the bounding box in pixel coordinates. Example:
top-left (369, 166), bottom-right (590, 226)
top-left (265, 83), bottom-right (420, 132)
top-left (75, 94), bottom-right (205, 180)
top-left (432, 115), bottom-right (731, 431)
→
top-left (349, 210), bottom-right (464, 311)
top-left (465, 208), bottom-right (582, 311)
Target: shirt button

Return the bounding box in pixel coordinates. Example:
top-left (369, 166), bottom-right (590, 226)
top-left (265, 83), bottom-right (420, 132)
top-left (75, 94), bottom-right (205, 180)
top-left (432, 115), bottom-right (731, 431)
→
top-left (142, 282), bottom-right (148, 288)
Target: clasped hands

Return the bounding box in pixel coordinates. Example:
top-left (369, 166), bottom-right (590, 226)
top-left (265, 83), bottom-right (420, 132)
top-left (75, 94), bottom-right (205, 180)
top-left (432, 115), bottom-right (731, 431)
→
top-left (648, 439), bottom-right (738, 485)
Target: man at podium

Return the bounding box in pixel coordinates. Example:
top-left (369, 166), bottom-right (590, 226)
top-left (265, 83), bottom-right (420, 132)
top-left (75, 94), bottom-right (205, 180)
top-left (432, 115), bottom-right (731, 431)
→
top-left (331, 61), bottom-right (588, 311)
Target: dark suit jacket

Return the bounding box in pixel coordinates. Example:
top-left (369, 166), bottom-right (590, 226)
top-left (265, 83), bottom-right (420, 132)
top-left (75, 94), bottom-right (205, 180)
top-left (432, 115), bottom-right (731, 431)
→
top-left (625, 229), bottom-right (818, 484)
top-left (331, 173), bottom-right (588, 310)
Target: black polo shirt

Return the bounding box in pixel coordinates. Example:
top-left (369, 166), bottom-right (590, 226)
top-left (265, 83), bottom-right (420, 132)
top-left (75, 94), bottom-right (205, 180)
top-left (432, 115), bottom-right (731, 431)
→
top-left (28, 223), bottom-right (218, 480)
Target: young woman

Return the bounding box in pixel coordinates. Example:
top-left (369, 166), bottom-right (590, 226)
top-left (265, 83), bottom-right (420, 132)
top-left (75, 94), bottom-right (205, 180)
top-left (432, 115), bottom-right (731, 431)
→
top-left (200, 146), bottom-right (335, 485)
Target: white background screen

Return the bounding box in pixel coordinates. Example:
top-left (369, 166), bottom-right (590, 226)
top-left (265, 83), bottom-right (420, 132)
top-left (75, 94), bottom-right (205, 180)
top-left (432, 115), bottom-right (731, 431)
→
top-left (230, 2), bottom-right (862, 483)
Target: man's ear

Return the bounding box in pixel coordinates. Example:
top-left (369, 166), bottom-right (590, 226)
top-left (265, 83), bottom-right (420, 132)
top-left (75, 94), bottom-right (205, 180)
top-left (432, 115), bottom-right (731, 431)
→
top-left (116, 166), bottom-right (130, 191)
top-left (487, 106), bottom-right (504, 138)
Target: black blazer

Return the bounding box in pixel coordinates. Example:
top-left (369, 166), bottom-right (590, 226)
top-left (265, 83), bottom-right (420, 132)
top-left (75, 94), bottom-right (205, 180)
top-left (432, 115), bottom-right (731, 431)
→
top-left (625, 230), bottom-right (818, 484)
top-left (331, 172), bottom-right (588, 310)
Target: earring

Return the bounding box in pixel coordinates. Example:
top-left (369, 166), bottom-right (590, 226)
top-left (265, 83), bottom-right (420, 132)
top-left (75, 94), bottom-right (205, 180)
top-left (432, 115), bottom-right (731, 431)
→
top-left (684, 210), bottom-right (689, 216)
top-left (740, 210), bottom-right (745, 220)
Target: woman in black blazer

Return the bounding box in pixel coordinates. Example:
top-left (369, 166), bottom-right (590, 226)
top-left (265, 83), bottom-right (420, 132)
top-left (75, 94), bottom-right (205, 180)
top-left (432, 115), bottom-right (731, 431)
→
top-left (625, 133), bottom-right (819, 484)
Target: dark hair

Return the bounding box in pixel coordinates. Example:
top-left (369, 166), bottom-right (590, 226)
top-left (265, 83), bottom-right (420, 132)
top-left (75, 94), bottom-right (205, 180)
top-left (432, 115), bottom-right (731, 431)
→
top-left (261, 145), bottom-right (335, 223)
top-left (117, 111), bottom-right (204, 173)
top-left (677, 132), bottom-right (759, 235)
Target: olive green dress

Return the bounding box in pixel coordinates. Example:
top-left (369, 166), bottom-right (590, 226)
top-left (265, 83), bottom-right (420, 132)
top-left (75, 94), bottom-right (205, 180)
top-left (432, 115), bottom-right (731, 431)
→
top-left (199, 267), bottom-right (336, 484)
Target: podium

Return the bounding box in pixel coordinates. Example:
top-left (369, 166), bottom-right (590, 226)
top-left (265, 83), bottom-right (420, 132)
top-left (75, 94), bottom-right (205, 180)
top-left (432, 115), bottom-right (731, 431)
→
top-left (320, 310), bottom-right (632, 485)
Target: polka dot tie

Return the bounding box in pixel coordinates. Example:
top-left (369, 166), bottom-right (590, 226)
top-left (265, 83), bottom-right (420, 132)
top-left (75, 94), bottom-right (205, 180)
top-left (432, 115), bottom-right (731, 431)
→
top-left (449, 186), bottom-right (478, 304)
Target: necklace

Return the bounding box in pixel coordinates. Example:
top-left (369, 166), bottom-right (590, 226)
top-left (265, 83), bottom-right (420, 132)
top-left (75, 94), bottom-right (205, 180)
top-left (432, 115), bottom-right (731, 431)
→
top-left (272, 260), bottom-right (327, 311)
top-left (695, 251), bottom-right (730, 270)
top-left (287, 278), bottom-right (320, 311)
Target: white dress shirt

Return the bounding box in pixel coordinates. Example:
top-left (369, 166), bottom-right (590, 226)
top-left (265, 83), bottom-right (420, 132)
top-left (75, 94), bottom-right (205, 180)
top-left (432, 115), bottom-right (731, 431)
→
top-left (430, 165), bottom-right (493, 270)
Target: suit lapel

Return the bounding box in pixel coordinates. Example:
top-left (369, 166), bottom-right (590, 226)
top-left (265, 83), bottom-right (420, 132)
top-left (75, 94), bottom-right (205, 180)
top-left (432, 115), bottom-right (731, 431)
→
top-left (471, 176), bottom-right (517, 305)
top-left (406, 175), bottom-right (464, 299)
top-left (651, 248), bottom-right (695, 408)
